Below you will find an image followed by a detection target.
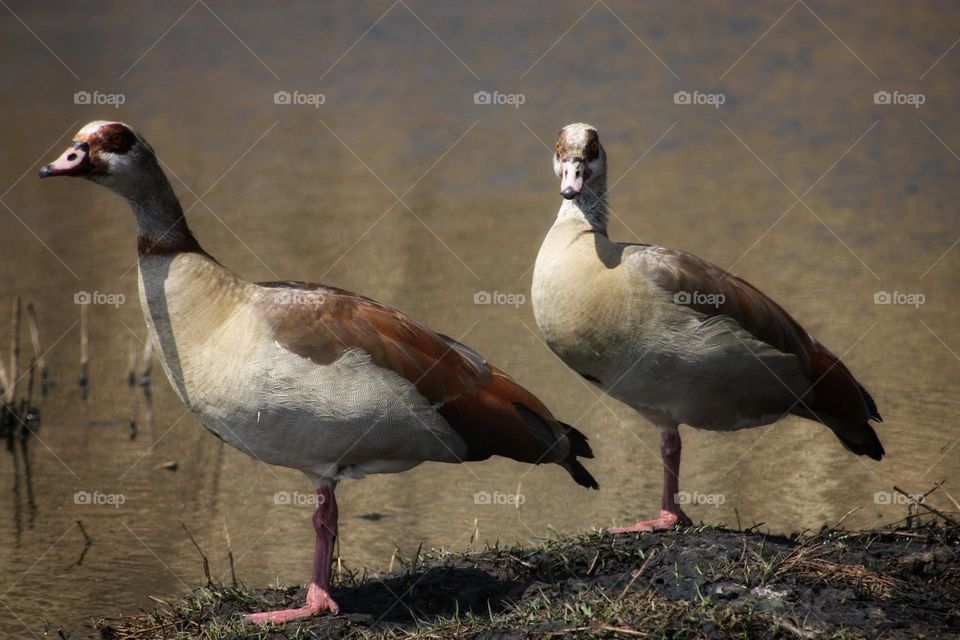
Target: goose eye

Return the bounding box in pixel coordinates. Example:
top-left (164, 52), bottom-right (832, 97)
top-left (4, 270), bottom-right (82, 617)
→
top-left (589, 141), bottom-right (598, 153)
top-left (110, 133), bottom-right (124, 145)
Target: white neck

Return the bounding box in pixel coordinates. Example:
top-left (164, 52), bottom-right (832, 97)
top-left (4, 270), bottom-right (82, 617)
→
top-left (558, 175), bottom-right (609, 234)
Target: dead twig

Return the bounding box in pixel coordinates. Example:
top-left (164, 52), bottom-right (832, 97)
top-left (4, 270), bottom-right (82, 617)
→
top-left (894, 485), bottom-right (959, 526)
top-left (181, 522), bottom-right (212, 586)
top-left (79, 303), bottom-right (89, 398)
top-left (620, 547), bottom-right (657, 597)
top-left (0, 340), bottom-right (8, 398)
top-left (942, 488), bottom-right (960, 513)
top-left (8, 297), bottom-right (21, 406)
top-left (25, 302), bottom-right (49, 395)
top-left (223, 518), bottom-right (237, 587)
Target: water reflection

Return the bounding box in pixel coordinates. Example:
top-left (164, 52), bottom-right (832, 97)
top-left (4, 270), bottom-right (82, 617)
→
top-left (0, 1), bottom-right (958, 636)
top-left (8, 434), bottom-right (38, 546)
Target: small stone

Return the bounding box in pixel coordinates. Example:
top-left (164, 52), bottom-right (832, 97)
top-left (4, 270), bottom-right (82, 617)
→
top-left (712, 581), bottom-right (747, 600)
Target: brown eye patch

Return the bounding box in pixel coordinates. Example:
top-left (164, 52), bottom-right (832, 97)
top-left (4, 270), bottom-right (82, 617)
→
top-left (95, 123), bottom-right (136, 154)
top-left (584, 130), bottom-right (600, 160)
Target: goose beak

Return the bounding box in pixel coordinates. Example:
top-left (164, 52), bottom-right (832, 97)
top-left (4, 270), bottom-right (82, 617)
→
top-left (559, 157), bottom-right (584, 199)
top-left (39, 142), bottom-right (91, 178)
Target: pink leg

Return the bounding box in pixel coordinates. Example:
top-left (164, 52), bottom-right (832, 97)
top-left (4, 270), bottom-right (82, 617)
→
top-left (245, 485), bottom-right (340, 624)
top-left (609, 428), bottom-right (693, 533)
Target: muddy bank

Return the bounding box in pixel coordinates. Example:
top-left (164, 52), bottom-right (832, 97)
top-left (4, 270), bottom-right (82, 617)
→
top-left (96, 520), bottom-right (959, 639)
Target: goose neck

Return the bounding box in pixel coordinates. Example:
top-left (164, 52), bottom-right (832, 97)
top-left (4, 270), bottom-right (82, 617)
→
top-left (115, 161), bottom-right (204, 257)
top-left (559, 177), bottom-right (609, 234)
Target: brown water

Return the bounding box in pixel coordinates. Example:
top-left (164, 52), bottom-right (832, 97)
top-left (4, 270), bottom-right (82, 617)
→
top-left (1, 1), bottom-right (958, 634)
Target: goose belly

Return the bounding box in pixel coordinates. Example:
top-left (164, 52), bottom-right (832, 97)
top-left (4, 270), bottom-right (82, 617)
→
top-left (186, 343), bottom-right (469, 477)
top-left (591, 317), bottom-right (813, 431)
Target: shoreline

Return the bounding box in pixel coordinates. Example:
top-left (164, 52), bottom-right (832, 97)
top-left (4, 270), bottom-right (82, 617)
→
top-left (95, 518), bottom-right (959, 639)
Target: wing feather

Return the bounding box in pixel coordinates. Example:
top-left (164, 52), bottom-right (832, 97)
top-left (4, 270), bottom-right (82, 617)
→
top-left (256, 281), bottom-right (596, 482)
top-left (624, 246), bottom-right (880, 424)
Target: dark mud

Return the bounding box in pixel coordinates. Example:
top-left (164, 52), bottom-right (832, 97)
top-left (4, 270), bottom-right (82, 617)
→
top-left (96, 521), bottom-right (959, 639)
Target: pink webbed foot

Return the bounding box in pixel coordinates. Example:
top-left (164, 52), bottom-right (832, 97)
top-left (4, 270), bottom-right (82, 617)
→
top-left (244, 583), bottom-right (339, 625)
top-left (246, 484), bottom-right (340, 625)
top-left (608, 509), bottom-right (692, 534)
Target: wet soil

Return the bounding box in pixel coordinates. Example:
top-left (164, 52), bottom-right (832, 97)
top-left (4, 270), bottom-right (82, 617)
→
top-left (95, 521), bottom-right (960, 639)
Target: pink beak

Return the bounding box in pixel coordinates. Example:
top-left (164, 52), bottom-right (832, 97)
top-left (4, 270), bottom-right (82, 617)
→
top-left (39, 142), bottom-right (90, 178)
top-left (559, 157), bottom-right (585, 199)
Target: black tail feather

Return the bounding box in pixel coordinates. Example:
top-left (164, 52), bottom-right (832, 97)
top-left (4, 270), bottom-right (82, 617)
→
top-left (507, 406), bottom-right (598, 488)
top-left (835, 422), bottom-right (885, 461)
top-left (559, 420), bottom-right (598, 489)
top-left (560, 420), bottom-right (595, 458)
top-left (564, 458), bottom-right (600, 490)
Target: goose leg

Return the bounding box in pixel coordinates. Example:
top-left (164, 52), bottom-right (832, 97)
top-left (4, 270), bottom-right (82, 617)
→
top-left (246, 485), bottom-right (340, 624)
top-left (609, 427), bottom-right (692, 533)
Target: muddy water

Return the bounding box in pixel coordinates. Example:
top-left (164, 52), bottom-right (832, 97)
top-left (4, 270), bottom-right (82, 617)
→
top-left (1, 1), bottom-right (958, 634)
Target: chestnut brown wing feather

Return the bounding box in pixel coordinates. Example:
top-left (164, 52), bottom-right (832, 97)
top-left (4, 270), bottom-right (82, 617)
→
top-left (257, 282), bottom-right (593, 469)
top-left (625, 246), bottom-right (880, 425)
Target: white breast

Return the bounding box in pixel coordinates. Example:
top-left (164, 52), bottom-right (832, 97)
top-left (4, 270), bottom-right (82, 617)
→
top-left (137, 253), bottom-right (468, 481)
top-left (532, 217), bottom-right (812, 432)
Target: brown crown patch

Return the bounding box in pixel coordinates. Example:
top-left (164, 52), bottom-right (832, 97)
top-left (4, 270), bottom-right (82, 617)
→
top-left (80, 123), bottom-right (137, 155)
top-left (556, 127), bottom-right (600, 161)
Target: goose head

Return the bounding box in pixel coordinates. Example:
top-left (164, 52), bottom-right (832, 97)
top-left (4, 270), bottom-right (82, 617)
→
top-left (39, 121), bottom-right (161, 200)
top-left (554, 123), bottom-right (606, 200)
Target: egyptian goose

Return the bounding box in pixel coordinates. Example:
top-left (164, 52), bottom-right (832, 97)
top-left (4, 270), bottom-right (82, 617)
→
top-left (532, 123), bottom-right (882, 533)
top-left (40, 121), bottom-right (597, 623)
